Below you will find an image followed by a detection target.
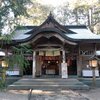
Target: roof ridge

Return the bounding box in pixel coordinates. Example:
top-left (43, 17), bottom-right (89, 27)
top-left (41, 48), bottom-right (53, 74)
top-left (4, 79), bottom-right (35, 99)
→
top-left (65, 25), bottom-right (87, 28)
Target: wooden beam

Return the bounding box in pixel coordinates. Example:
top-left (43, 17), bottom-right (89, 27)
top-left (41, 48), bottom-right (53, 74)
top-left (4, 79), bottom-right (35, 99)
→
top-left (36, 43), bottom-right (62, 47)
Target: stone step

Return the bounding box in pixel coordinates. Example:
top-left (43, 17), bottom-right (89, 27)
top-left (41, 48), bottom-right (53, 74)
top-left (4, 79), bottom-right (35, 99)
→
top-left (8, 84), bottom-right (89, 90)
top-left (17, 78), bottom-right (80, 82)
top-left (13, 81), bottom-right (85, 85)
top-left (8, 78), bottom-right (90, 90)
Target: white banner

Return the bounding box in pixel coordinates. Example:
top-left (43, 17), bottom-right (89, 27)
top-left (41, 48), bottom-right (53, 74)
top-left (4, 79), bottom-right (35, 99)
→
top-left (61, 63), bottom-right (68, 78)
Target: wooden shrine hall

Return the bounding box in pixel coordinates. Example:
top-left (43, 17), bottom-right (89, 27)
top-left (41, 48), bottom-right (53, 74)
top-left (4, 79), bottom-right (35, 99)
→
top-left (1, 13), bottom-right (100, 78)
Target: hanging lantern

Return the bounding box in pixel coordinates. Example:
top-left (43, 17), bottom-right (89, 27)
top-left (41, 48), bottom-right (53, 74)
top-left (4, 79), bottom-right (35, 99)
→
top-left (89, 55), bottom-right (99, 68)
top-left (2, 61), bottom-right (8, 67)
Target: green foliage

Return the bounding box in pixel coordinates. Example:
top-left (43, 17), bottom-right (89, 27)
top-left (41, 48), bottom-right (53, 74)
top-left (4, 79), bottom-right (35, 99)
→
top-left (8, 0), bottom-right (29, 17)
top-left (0, 81), bottom-right (6, 90)
top-left (0, 0), bottom-right (31, 35)
top-left (1, 34), bottom-right (14, 44)
top-left (0, 44), bottom-right (32, 90)
top-left (19, 1), bottom-right (52, 25)
top-left (5, 44), bottom-right (32, 70)
top-left (54, 0), bottom-right (100, 26)
top-left (54, 3), bottom-right (71, 25)
top-left (0, 68), bottom-right (7, 90)
top-left (0, 0), bottom-right (32, 89)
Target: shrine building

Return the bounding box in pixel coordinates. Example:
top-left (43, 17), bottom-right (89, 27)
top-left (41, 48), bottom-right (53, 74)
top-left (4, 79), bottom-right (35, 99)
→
top-left (2, 13), bottom-right (100, 78)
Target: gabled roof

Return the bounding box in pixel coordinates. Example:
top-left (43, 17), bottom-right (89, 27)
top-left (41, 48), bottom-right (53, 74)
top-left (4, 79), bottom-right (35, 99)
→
top-left (66, 25), bottom-right (100, 43)
top-left (12, 13), bottom-right (78, 44)
top-left (25, 13), bottom-right (76, 35)
top-left (11, 13), bottom-right (100, 44)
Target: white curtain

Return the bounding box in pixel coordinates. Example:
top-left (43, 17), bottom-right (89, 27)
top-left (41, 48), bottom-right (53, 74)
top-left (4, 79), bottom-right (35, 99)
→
top-left (46, 51), bottom-right (54, 56)
top-left (54, 50), bottom-right (60, 56)
top-left (39, 50), bottom-right (60, 56)
top-left (39, 51), bottom-right (44, 56)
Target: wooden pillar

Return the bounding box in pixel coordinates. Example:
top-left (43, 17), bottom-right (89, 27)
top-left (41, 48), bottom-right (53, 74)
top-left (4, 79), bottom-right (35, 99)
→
top-left (77, 45), bottom-right (82, 77)
top-left (61, 49), bottom-right (68, 78)
top-left (77, 56), bottom-right (82, 77)
top-left (94, 43), bottom-right (97, 54)
top-left (32, 51), bottom-right (36, 78)
top-left (62, 49), bottom-right (66, 63)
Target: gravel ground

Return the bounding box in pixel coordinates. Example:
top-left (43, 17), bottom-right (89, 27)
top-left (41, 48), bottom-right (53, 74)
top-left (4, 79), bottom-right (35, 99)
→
top-left (30, 90), bottom-right (88, 100)
top-left (81, 88), bottom-right (100, 100)
top-left (0, 88), bottom-right (100, 100)
top-left (0, 89), bottom-right (89, 100)
top-left (0, 90), bottom-right (28, 100)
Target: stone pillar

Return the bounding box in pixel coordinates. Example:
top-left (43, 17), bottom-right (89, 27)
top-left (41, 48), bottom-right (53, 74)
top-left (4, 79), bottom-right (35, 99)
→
top-left (32, 51), bottom-right (36, 78)
top-left (61, 49), bottom-right (68, 78)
